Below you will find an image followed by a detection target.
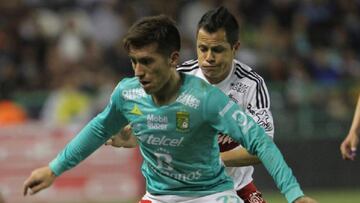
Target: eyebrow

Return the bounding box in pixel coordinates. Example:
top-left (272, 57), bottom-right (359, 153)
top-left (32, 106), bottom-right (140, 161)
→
top-left (129, 56), bottom-right (153, 61)
top-left (198, 43), bottom-right (226, 48)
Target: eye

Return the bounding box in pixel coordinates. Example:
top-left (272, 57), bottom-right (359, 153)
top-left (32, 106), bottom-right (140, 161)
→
top-left (139, 58), bottom-right (153, 66)
top-left (212, 47), bottom-right (225, 53)
top-left (198, 46), bottom-right (208, 53)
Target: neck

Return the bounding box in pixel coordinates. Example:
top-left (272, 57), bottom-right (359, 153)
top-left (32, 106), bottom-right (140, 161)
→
top-left (153, 70), bottom-right (181, 106)
top-left (207, 75), bottom-right (225, 84)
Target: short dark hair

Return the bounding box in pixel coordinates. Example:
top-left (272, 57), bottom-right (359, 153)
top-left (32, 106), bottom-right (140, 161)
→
top-left (123, 15), bottom-right (181, 56)
top-left (197, 6), bottom-right (239, 46)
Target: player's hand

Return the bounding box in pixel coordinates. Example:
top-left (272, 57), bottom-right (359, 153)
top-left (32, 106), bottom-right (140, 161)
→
top-left (105, 125), bottom-right (138, 148)
top-left (293, 196), bottom-right (318, 203)
top-left (340, 131), bottom-right (359, 160)
top-left (23, 166), bottom-right (56, 196)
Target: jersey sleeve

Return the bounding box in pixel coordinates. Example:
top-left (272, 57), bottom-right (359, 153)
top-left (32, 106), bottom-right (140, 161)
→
top-left (205, 87), bottom-right (304, 203)
top-left (49, 82), bottom-right (128, 176)
top-left (245, 76), bottom-right (274, 138)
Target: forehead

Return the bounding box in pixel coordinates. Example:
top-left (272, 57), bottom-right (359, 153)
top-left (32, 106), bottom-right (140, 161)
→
top-left (197, 28), bottom-right (229, 46)
top-left (128, 43), bottom-right (161, 58)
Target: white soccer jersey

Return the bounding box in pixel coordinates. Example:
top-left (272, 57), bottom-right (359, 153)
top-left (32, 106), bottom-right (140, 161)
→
top-left (177, 59), bottom-right (274, 190)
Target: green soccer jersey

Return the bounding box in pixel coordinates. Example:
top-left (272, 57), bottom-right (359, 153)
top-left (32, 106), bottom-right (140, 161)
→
top-left (49, 73), bottom-right (303, 202)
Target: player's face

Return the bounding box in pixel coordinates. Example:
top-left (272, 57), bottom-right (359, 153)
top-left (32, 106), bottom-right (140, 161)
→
top-left (196, 28), bottom-right (239, 84)
top-left (129, 43), bottom-right (174, 94)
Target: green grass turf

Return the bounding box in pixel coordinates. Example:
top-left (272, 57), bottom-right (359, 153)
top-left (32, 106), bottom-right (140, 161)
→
top-left (262, 189), bottom-right (360, 203)
top-left (50, 189), bottom-right (360, 203)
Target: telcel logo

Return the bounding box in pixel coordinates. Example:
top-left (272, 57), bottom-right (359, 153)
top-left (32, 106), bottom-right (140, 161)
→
top-left (146, 135), bottom-right (183, 147)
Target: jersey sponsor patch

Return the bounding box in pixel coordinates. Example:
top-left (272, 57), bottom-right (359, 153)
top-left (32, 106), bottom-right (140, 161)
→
top-left (247, 104), bottom-right (273, 132)
top-left (255, 110), bottom-right (273, 132)
top-left (147, 114), bottom-right (168, 130)
top-left (232, 110), bottom-right (255, 134)
top-left (176, 93), bottom-right (200, 109)
top-left (122, 88), bottom-right (146, 100)
top-left (218, 133), bottom-right (239, 152)
top-left (246, 192), bottom-right (266, 203)
top-left (143, 134), bottom-right (184, 147)
top-left (230, 82), bottom-right (249, 93)
top-left (150, 149), bottom-right (203, 181)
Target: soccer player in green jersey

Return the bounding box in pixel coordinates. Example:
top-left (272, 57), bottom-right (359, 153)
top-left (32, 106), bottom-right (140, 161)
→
top-left (23, 15), bottom-right (316, 203)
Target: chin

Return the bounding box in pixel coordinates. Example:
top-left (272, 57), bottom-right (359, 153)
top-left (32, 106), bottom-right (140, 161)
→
top-left (144, 86), bottom-right (159, 95)
top-left (143, 88), bottom-right (152, 94)
top-left (204, 72), bottom-right (217, 78)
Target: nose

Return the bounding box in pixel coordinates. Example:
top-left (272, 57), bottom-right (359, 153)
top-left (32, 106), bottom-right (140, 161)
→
top-left (134, 63), bottom-right (145, 78)
top-left (205, 51), bottom-right (215, 64)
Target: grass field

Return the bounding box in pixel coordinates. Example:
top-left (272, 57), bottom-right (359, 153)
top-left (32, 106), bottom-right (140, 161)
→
top-left (262, 189), bottom-right (360, 203)
top-left (56, 189), bottom-right (360, 203)
top-left (124, 189), bottom-right (360, 203)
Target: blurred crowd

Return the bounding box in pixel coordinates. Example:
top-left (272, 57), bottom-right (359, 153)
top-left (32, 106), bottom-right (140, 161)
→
top-left (0, 0), bottom-right (359, 127)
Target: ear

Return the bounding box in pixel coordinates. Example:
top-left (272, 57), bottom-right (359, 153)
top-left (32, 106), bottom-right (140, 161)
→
top-left (169, 51), bottom-right (180, 67)
top-left (232, 41), bottom-right (240, 52)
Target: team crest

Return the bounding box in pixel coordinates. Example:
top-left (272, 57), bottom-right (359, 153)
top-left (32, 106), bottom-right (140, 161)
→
top-left (176, 111), bottom-right (189, 132)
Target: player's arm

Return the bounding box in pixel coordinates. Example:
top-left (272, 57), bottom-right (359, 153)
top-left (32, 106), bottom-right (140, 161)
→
top-left (221, 80), bottom-right (274, 167)
top-left (105, 124), bottom-right (138, 148)
top-left (23, 82), bottom-right (128, 196)
top-left (220, 148), bottom-right (260, 167)
top-left (340, 94), bottom-right (360, 160)
top-left (206, 87), bottom-right (316, 203)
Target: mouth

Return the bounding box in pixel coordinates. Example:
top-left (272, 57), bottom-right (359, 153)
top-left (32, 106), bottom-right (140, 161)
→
top-left (201, 66), bottom-right (218, 72)
top-left (140, 80), bottom-right (151, 88)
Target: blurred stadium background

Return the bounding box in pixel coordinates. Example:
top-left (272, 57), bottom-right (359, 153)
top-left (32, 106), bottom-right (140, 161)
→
top-left (0, 0), bottom-right (359, 202)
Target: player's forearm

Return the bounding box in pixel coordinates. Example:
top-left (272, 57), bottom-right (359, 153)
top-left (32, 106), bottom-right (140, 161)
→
top-left (220, 148), bottom-right (261, 167)
top-left (238, 121), bottom-right (304, 202)
top-left (219, 100), bottom-right (303, 202)
top-left (50, 120), bottom-right (112, 176)
top-left (254, 135), bottom-right (304, 203)
top-left (217, 100), bottom-right (304, 202)
top-left (349, 96), bottom-right (360, 135)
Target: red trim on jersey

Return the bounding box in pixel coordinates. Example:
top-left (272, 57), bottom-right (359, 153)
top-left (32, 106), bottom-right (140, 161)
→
top-left (218, 133), bottom-right (240, 152)
top-left (237, 182), bottom-right (266, 203)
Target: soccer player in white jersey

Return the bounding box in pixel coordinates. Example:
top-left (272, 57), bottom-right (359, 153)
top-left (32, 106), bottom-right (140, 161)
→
top-left (23, 15), bottom-right (316, 203)
top-left (178, 7), bottom-right (273, 203)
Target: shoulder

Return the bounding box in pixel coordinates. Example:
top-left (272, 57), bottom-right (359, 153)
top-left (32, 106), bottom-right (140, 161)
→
top-left (232, 60), bottom-right (271, 108)
top-left (181, 73), bottom-right (217, 97)
top-left (232, 59), bottom-right (266, 86)
top-left (183, 73), bottom-right (208, 88)
top-left (189, 74), bottom-right (226, 98)
top-left (177, 59), bottom-right (200, 73)
top-left (111, 77), bottom-right (144, 100)
top-left (115, 77), bottom-right (140, 90)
